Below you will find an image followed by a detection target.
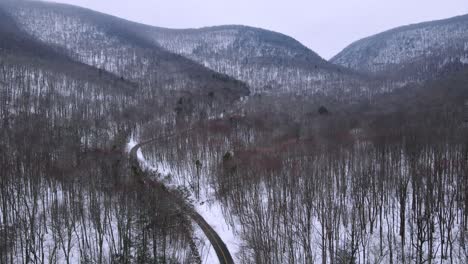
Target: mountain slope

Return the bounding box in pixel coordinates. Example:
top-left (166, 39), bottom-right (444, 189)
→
top-left (0, 5), bottom-right (137, 99)
top-left (138, 25), bottom-right (368, 95)
top-left (0, 0), bottom-right (249, 101)
top-left (2, 0), bottom-right (376, 97)
top-left (331, 14), bottom-right (468, 80)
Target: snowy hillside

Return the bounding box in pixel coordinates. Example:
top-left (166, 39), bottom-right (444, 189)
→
top-left (142, 25), bottom-right (369, 95)
top-left (0, 0), bottom-right (249, 100)
top-left (331, 14), bottom-right (468, 79)
top-left (1, 0), bottom-right (376, 97)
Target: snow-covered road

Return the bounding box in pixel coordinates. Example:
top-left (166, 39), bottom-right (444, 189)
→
top-left (127, 134), bottom-right (240, 263)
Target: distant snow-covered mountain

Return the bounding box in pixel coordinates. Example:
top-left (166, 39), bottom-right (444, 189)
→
top-left (0, 0), bottom-right (249, 100)
top-left (331, 14), bottom-right (468, 80)
top-left (141, 25), bottom-right (368, 95)
top-left (1, 0), bottom-right (376, 97)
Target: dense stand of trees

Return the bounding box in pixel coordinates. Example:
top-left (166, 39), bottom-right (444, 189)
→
top-left (1, 2), bottom-right (467, 263)
top-left (0, 19), bottom-right (243, 260)
top-left (2, 35), bottom-right (467, 264)
top-left (139, 72), bottom-right (468, 263)
top-left (0, 63), bottom-right (177, 263)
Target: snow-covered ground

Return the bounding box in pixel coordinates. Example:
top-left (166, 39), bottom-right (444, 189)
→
top-left (127, 135), bottom-right (242, 263)
top-left (194, 189), bottom-right (241, 263)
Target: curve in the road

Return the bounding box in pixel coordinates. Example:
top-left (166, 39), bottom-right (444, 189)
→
top-left (129, 133), bottom-right (235, 264)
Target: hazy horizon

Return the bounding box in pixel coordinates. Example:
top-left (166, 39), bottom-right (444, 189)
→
top-left (48, 0), bottom-right (468, 59)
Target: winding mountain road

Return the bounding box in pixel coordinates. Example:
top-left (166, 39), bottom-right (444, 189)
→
top-left (129, 132), bottom-right (235, 264)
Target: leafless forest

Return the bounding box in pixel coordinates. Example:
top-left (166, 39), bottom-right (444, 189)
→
top-left (1, 0), bottom-right (468, 263)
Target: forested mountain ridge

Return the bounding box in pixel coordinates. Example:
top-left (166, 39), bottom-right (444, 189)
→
top-left (0, 5), bottom-right (140, 127)
top-left (0, 0), bottom-right (249, 101)
top-left (331, 13), bottom-right (468, 80)
top-left (0, 6), bottom-right (137, 90)
top-left (141, 25), bottom-right (370, 95)
top-left (2, 0), bottom-right (394, 98)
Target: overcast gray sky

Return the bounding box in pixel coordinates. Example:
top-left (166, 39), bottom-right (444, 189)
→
top-left (52, 0), bottom-right (468, 59)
